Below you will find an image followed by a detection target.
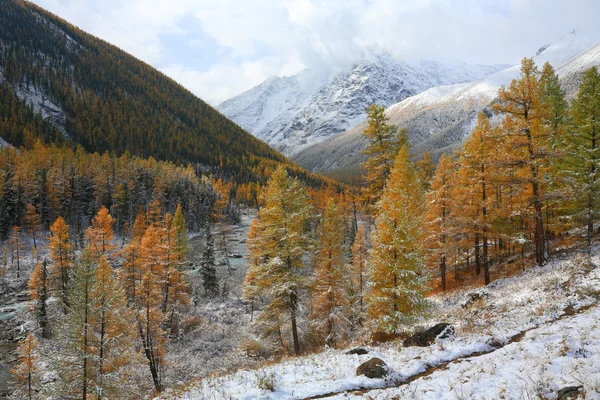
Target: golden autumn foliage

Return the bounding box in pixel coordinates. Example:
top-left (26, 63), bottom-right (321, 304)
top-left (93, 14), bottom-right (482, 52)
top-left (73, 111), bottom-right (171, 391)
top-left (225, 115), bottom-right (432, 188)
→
top-left (424, 153), bottom-right (457, 291)
top-left (310, 198), bottom-right (351, 347)
top-left (48, 216), bottom-right (72, 313)
top-left (86, 206), bottom-right (116, 259)
top-left (10, 333), bottom-right (39, 400)
top-left (242, 166), bottom-right (313, 355)
top-left (366, 147), bottom-right (428, 333)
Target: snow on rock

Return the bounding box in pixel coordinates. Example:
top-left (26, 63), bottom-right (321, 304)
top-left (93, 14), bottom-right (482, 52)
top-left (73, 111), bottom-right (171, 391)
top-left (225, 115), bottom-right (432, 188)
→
top-left (13, 84), bottom-right (68, 135)
top-left (218, 51), bottom-right (508, 157)
top-left (163, 250), bottom-right (600, 400)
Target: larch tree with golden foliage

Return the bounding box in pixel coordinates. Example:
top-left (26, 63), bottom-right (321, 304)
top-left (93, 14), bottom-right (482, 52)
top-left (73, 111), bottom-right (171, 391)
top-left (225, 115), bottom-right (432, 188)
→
top-left (24, 204), bottom-right (41, 250)
top-left (10, 333), bottom-right (40, 400)
top-left (417, 150), bottom-right (436, 189)
top-left (48, 216), bottom-right (72, 314)
top-left (310, 198), bottom-right (351, 348)
top-left (493, 58), bottom-right (553, 266)
top-left (120, 212), bottom-right (146, 304)
top-left (458, 113), bottom-right (497, 285)
top-left (242, 166), bottom-right (312, 355)
top-left (425, 153), bottom-right (457, 291)
top-left (366, 146), bottom-right (428, 333)
top-left (28, 259), bottom-right (50, 338)
top-left (86, 206), bottom-right (116, 259)
top-left (361, 104), bottom-right (407, 206)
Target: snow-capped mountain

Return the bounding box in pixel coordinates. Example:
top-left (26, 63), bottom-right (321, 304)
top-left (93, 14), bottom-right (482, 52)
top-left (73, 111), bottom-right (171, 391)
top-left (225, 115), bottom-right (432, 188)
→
top-left (217, 53), bottom-right (509, 156)
top-left (293, 30), bottom-right (600, 176)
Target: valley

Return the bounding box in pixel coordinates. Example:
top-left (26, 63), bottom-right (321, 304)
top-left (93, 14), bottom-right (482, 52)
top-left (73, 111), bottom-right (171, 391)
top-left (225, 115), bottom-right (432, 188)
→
top-left (1, 1), bottom-right (600, 399)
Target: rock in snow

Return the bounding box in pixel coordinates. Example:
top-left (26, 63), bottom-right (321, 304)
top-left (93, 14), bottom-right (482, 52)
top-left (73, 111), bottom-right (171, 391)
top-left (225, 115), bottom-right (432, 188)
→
top-left (356, 357), bottom-right (388, 379)
top-left (403, 323), bottom-right (455, 347)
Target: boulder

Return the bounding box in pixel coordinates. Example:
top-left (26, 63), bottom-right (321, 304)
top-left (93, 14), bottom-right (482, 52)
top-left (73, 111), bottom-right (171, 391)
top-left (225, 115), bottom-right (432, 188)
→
top-left (557, 386), bottom-right (583, 399)
top-left (356, 357), bottom-right (388, 379)
top-left (403, 323), bottom-right (454, 347)
top-left (346, 348), bottom-right (369, 355)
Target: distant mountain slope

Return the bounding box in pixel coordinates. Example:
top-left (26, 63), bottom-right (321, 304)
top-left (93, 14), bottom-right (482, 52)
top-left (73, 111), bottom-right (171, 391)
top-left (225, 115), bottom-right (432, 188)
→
top-left (293, 31), bottom-right (600, 178)
top-left (0, 0), bottom-right (295, 184)
top-left (218, 53), bottom-right (509, 156)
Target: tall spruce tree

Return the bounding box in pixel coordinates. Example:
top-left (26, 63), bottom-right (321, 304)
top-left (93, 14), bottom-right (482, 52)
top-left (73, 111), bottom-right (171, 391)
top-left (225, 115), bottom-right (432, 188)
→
top-left (200, 224), bottom-right (219, 298)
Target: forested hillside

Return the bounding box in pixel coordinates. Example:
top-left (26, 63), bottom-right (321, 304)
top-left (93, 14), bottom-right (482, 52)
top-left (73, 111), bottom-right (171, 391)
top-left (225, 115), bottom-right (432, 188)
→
top-left (0, 0), bottom-right (330, 189)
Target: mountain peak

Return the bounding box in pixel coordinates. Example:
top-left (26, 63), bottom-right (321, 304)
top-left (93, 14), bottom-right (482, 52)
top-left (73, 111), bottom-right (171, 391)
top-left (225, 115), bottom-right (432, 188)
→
top-left (218, 55), bottom-right (509, 156)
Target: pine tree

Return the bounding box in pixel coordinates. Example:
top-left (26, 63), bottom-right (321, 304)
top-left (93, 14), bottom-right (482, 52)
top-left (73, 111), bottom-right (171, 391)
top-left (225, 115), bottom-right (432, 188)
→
top-left (366, 146), bottom-right (428, 333)
top-left (242, 166), bottom-right (312, 355)
top-left (24, 204), bottom-right (41, 250)
top-left (28, 259), bottom-right (50, 338)
top-left (566, 66), bottom-right (600, 249)
top-left (350, 225), bottom-right (368, 327)
top-left (48, 216), bottom-right (72, 314)
top-left (10, 333), bottom-right (39, 400)
top-left (425, 153), bottom-right (457, 291)
top-left (361, 104), bottom-right (407, 206)
top-left (200, 224), bottom-right (219, 298)
top-left (310, 198), bottom-right (350, 347)
top-left (9, 225), bottom-right (25, 278)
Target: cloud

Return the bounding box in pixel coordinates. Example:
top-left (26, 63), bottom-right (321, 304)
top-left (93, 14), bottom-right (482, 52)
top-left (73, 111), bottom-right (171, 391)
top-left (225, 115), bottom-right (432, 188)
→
top-left (32, 0), bottom-right (600, 105)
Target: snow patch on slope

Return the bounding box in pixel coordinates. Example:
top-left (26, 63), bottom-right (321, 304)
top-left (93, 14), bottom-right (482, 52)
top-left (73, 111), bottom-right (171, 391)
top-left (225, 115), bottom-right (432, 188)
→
top-left (14, 84), bottom-right (68, 135)
top-left (165, 250), bottom-right (600, 400)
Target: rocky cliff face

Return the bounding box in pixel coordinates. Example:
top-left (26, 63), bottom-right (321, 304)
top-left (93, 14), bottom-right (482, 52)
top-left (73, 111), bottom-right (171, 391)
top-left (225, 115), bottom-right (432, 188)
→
top-left (218, 52), bottom-right (508, 156)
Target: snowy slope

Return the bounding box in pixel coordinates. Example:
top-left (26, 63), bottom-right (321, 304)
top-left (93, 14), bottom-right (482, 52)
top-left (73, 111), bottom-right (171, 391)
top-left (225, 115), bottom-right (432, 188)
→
top-left (293, 30), bottom-right (600, 174)
top-left (218, 53), bottom-right (509, 156)
top-left (162, 251), bottom-right (600, 400)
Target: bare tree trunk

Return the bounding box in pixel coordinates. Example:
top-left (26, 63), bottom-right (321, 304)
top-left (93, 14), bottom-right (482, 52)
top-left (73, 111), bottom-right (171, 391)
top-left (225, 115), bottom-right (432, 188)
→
top-left (290, 290), bottom-right (300, 356)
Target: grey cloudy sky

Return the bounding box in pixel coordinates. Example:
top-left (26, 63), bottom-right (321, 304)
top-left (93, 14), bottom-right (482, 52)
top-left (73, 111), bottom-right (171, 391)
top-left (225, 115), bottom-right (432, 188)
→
top-left (31, 0), bottom-right (600, 105)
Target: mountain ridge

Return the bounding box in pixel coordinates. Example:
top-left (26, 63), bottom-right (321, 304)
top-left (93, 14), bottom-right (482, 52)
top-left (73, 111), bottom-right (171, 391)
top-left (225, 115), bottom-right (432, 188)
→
top-left (218, 52), bottom-right (509, 156)
top-left (292, 30), bottom-right (600, 180)
top-left (0, 0), bottom-right (326, 187)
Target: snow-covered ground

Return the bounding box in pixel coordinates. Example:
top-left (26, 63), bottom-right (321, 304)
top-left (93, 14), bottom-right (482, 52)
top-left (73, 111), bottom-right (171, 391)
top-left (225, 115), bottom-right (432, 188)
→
top-left (164, 250), bottom-right (600, 399)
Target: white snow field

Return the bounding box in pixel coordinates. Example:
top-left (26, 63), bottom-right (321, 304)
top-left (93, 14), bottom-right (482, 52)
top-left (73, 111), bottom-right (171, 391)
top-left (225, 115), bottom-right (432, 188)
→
top-left (163, 250), bottom-right (600, 399)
